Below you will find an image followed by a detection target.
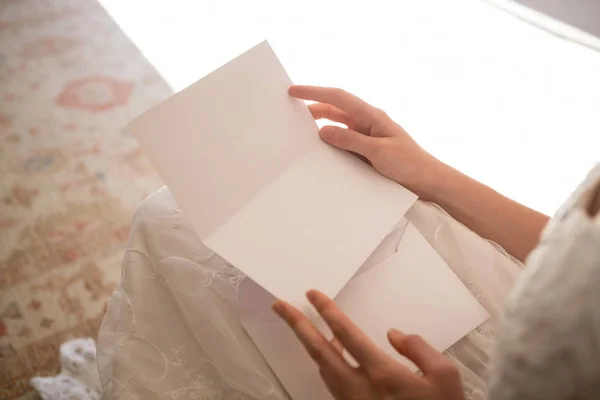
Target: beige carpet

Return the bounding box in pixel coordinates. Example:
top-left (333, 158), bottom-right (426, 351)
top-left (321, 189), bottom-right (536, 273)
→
top-left (0, 0), bottom-right (171, 397)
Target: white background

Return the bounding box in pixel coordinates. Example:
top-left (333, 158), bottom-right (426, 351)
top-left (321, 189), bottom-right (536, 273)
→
top-left (99, 0), bottom-right (600, 215)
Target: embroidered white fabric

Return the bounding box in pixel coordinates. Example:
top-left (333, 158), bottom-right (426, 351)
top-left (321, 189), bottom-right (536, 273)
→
top-left (31, 338), bottom-right (102, 400)
top-left (97, 185), bottom-right (525, 400)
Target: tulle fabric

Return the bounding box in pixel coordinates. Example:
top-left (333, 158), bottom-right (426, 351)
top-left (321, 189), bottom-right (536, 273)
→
top-left (97, 187), bottom-right (523, 400)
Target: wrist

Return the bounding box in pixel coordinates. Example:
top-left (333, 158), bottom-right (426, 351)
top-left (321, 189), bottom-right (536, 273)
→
top-left (415, 156), bottom-right (456, 203)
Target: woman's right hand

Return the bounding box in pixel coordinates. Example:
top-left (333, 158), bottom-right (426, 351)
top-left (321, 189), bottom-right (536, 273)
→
top-left (289, 85), bottom-right (444, 199)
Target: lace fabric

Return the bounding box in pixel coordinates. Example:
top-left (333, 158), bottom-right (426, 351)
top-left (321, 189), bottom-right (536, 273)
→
top-left (97, 187), bottom-right (525, 399)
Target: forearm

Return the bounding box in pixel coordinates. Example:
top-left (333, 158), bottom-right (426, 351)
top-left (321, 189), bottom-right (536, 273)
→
top-left (423, 162), bottom-right (549, 262)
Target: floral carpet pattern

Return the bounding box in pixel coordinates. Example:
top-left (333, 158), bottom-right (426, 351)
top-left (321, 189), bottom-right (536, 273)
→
top-left (0, 0), bottom-right (171, 397)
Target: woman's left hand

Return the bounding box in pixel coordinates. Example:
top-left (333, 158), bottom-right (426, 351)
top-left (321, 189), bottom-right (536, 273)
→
top-left (272, 290), bottom-right (465, 400)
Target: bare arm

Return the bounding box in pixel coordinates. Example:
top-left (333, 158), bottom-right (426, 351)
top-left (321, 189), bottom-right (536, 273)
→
top-left (425, 163), bottom-right (549, 262)
top-left (289, 85), bottom-right (549, 262)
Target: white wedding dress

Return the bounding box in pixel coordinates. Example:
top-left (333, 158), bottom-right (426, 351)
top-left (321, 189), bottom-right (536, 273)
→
top-left (97, 187), bottom-right (524, 400)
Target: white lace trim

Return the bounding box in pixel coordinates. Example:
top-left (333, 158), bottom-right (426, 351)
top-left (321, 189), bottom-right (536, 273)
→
top-left (31, 338), bottom-right (102, 400)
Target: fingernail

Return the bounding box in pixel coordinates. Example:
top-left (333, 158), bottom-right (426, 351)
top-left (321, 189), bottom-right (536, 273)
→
top-left (272, 301), bottom-right (286, 316)
top-left (388, 328), bottom-right (405, 339)
top-left (319, 128), bottom-right (333, 141)
top-left (306, 290), bottom-right (318, 303)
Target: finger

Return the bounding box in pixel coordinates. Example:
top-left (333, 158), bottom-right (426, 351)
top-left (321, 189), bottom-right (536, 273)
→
top-left (308, 103), bottom-right (352, 126)
top-left (388, 329), bottom-right (444, 375)
top-left (306, 290), bottom-right (389, 370)
top-left (272, 300), bottom-right (353, 378)
top-left (319, 126), bottom-right (379, 159)
top-left (289, 85), bottom-right (377, 119)
top-left (310, 104), bottom-right (374, 137)
top-left (331, 337), bottom-right (362, 368)
top-left (320, 367), bottom-right (347, 399)
top-left (330, 337), bottom-right (344, 356)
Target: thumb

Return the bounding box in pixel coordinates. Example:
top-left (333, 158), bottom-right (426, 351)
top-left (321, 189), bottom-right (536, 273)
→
top-left (319, 126), bottom-right (379, 159)
top-left (388, 329), bottom-right (443, 375)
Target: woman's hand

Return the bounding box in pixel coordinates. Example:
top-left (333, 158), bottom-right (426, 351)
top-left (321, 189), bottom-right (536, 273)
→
top-left (289, 85), bottom-right (444, 199)
top-left (273, 290), bottom-right (464, 400)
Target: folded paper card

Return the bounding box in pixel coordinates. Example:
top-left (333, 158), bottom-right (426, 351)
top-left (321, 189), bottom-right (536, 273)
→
top-left (128, 41), bottom-right (418, 313)
top-left (130, 40), bottom-right (490, 400)
top-left (240, 222), bottom-right (490, 399)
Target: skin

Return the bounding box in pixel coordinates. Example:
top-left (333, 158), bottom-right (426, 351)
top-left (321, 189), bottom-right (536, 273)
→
top-left (273, 290), bottom-right (464, 400)
top-left (289, 85), bottom-right (549, 263)
top-left (272, 85), bottom-right (552, 399)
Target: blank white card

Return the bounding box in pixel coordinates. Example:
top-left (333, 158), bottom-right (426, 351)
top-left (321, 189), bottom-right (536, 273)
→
top-left (240, 222), bottom-right (490, 400)
top-left (128, 41), bottom-right (417, 312)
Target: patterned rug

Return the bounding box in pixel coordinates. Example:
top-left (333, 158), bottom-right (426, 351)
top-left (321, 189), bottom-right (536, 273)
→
top-left (0, 0), bottom-right (171, 397)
